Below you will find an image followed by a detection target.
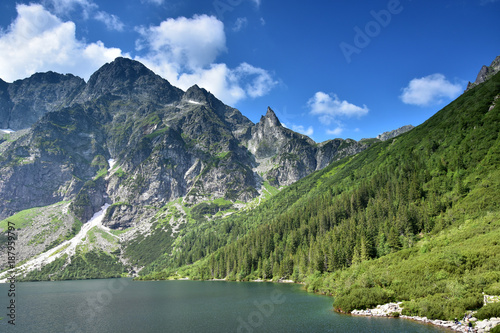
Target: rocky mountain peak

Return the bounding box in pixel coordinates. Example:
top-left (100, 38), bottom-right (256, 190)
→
top-left (376, 124), bottom-right (414, 141)
top-left (84, 57), bottom-right (156, 91)
top-left (466, 54), bottom-right (500, 91)
top-left (0, 71), bottom-right (86, 130)
top-left (76, 57), bottom-right (183, 105)
top-left (20, 71), bottom-right (83, 85)
top-left (260, 106), bottom-right (281, 128)
top-left (183, 84), bottom-right (209, 104)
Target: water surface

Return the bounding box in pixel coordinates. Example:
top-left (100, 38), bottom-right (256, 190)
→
top-left (0, 279), bottom-right (447, 332)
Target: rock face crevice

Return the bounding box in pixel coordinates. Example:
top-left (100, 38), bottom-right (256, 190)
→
top-left (0, 57), bottom-right (378, 224)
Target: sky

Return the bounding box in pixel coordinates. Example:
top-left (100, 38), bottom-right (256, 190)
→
top-left (0, 0), bottom-right (499, 142)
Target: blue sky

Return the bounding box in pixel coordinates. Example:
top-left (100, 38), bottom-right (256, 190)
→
top-left (0, 0), bottom-right (498, 142)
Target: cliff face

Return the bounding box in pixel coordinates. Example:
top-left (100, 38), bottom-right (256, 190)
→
top-left (246, 107), bottom-right (370, 187)
top-left (0, 57), bottom-right (374, 226)
top-left (466, 55), bottom-right (500, 91)
top-left (0, 105), bottom-right (107, 219)
top-left (0, 72), bottom-right (85, 130)
top-left (376, 125), bottom-right (415, 141)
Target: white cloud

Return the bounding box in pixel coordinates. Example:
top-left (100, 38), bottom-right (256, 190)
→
top-left (45, 0), bottom-right (97, 18)
top-left (308, 92), bottom-right (369, 125)
top-left (400, 73), bottom-right (463, 106)
top-left (0, 4), bottom-right (124, 82)
top-left (0, 6), bottom-right (276, 106)
top-left (94, 11), bottom-right (124, 31)
top-left (233, 17), bottom-right (248, 32)
top-left (143, 0), bottom-right (164, 4)
top-left (291, 125), bottom-right (314, 136)
top-left (326, 127), bottom-right (344, 136)
top-left (45, 0), bottom-right (123, 30)
top-left (136, 15), bottom-right (226, 71)
top-left (136, 15), bottom-right (276, 105)
top-left (233, 63), bottom-right (277, 98)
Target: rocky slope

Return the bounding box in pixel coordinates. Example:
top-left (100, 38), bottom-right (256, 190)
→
top-left (0, 57), bottom-right (375, 222)
top-left (376, 125), bottom-right (414, 141)
top-left (247, 107), bottom-right (372, 186)
top-left (0, 57), bottom-right (382, 274)
top-left (0, 72), bottom-right (85, 130)
top-left (466, 55), bottom-right (500, 91)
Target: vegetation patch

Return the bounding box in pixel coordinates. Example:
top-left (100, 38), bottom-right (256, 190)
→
top-left (137, 73), bottom-right (500, 322)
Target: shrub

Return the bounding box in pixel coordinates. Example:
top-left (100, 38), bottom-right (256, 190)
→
top-left (334, 287), bottom-right (393, 313)
top-left (475, 302), bottom-right (500, 320)
top-left (402, 293), bottom-right (482, 320)
top-left (490, 324), bottom-right (500, 333)
top-left (484, 283), bottom-right (500, 295)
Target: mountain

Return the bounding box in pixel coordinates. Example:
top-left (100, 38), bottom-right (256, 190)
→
top-left (140, 62), bottom-right (500, 321)
top-left (376, 124), bottom-right (414, 141)
top-left (0, 57), bottom-right (379, 276)
top-left (0, 72), bottom-right (85, 130)
top-left (5, 55), bottom-right (498, 326)
top-left (466, 55), bottom-right (500, 91)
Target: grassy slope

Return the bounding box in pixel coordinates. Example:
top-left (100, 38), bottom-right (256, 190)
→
top-left (144, 72), bottom-right (500, 320)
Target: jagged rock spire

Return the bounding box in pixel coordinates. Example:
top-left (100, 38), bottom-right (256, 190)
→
top-left (260, 106), bottom-right (281, 127)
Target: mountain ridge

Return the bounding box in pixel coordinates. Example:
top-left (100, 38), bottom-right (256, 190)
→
top-left (0, 57), bottom-right (383, 275)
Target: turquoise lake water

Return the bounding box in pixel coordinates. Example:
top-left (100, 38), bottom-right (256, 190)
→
top-left (0, 279), bottom-right (448, 332)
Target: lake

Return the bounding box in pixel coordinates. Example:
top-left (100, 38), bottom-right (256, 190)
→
top-left (0, 279), bottom-right (447, 332)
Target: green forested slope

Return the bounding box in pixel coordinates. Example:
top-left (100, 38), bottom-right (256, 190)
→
top-left (142, 72), bottom-right (500, 320)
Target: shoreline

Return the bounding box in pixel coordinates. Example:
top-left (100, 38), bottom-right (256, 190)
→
top-left (349, 302), bottom-right (500, 333)
top-left (165, 276), bottom-right (298, 284)
top-left (5, 274), bottom-right (498, 332)
top-left (167, 276), bottom-right (500, 332)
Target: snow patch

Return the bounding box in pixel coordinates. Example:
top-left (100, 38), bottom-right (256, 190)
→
top-left (0, 204), bottom-right (112, 282)
top-left (0, 129), bottom-right (15, 134)
top-left (187, 100), bottom-right (202, 105)
top-left (108, 159), bottom-right (116, 171)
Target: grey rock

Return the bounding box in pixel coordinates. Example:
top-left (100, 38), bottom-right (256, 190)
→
top-left (0, 58), bottom-right (378, 227)
top-left (1, 72), bottom-right (85, 130)
top-left (466, 55), bottom-right (500, 91)
top-left (376, 125), bottom-right (415, 141)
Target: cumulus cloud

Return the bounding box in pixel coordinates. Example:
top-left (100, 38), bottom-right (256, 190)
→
top-left (94, 11), bottom-right (124, 31)
top-left (326, 127), bottom-right (344, 136)
top-left (0, 4), bottom-right (124, 82)
top-left (0, 5), bottom-right (275, 106)
top-left (308, 92), bottom-right (369, 125)
top-left (233, 63), bottom-right (276, 98)
top-left (400, 73), bottom-right (463, 106)
top-left (45, 0), bottom-right (97, 18)
top-left (136, 15), bottom-right (277, 105)
top-left (291, 125), bottom-right (314, 136)
top-left (136, 15), bottom-right (226, 71)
